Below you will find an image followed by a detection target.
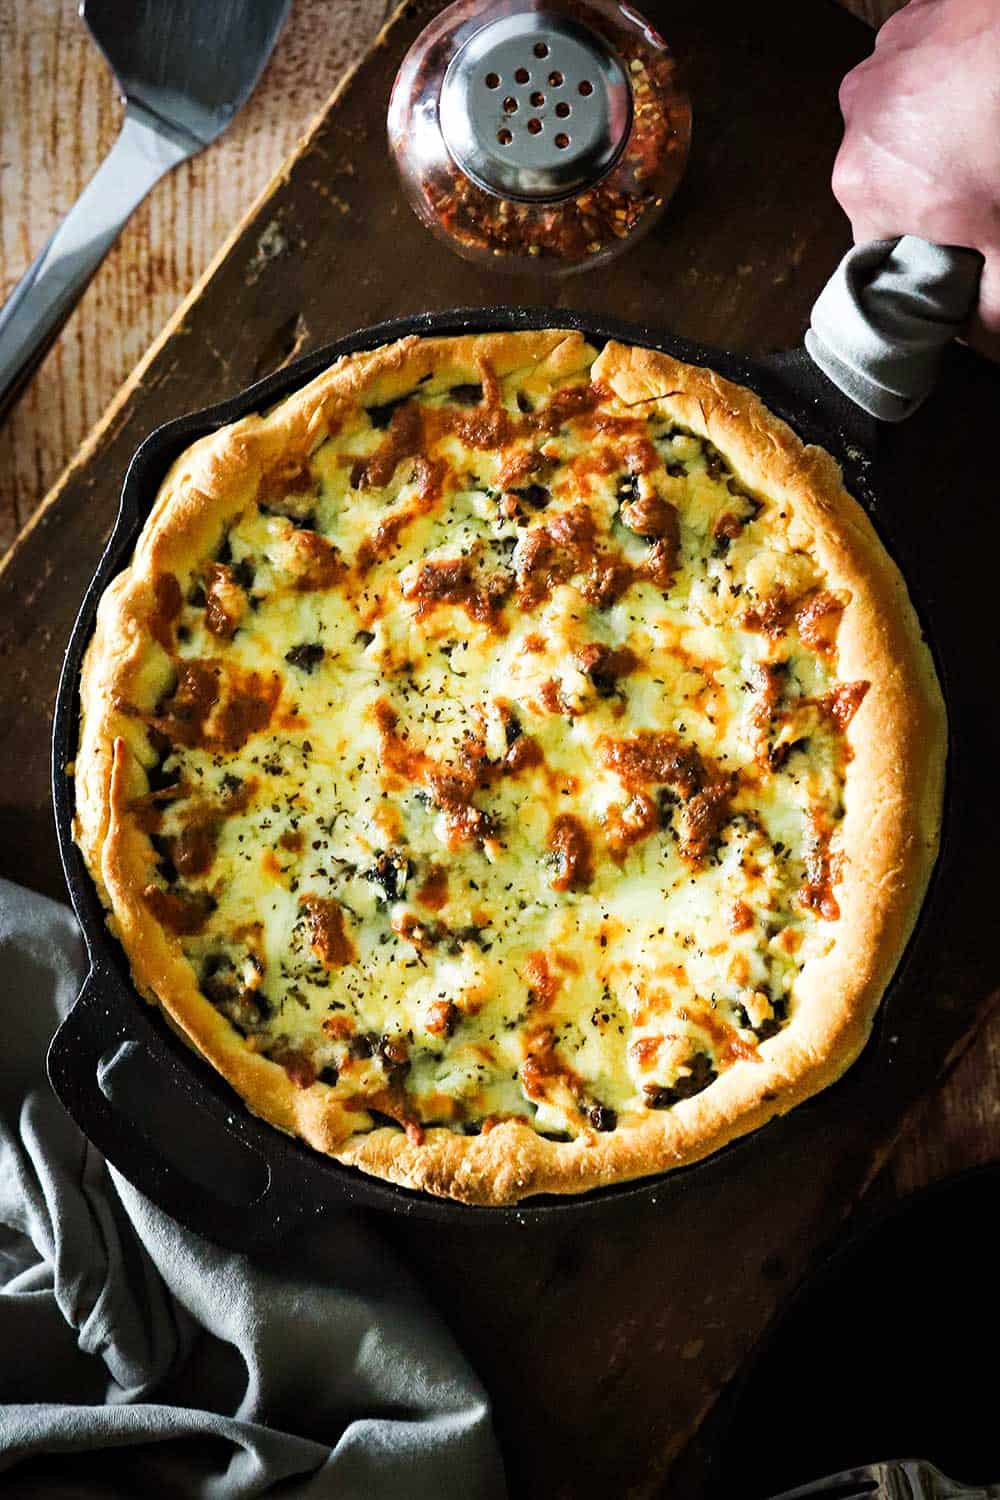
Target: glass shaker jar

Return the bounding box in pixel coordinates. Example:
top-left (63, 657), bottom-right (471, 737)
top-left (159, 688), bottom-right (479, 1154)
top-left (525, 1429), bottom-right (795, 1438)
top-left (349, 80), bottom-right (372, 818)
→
top-left (388, 0), bottom-right (692, 275)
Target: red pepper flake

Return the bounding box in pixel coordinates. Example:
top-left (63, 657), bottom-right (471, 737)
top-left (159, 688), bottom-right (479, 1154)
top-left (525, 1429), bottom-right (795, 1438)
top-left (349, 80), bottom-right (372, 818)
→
top-left (414, 42), bottom-right (689, 264)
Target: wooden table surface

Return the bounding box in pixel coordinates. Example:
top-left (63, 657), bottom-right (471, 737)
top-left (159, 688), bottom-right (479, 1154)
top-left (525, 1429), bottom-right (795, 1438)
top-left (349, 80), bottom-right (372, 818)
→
top-left (0, 0), bottom-right (905, 553)
top-left (2, 0), bottom-right (998, 1493)
top-left (2, 0), bottom-right (993, 1199)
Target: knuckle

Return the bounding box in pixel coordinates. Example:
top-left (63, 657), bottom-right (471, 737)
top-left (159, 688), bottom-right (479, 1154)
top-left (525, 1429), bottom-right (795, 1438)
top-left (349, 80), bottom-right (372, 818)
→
top-left (830, 149), bottom-right (863, 210)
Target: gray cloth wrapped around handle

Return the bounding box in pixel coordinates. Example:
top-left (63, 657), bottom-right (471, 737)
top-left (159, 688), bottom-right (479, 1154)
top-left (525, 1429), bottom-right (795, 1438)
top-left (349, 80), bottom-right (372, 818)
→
top-left (805, 235), bottom-right (984, 422)
top-left (0, 879), bottom-right (506, 1499)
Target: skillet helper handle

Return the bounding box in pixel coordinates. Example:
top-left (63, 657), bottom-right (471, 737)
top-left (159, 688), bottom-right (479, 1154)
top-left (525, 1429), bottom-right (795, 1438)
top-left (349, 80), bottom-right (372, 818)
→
top-left (0, 102), bottom-right (190, 423)
top-left (805, 236), bottom-right (984, 422)
top-left (47, 968), bottom-right (311, 1250)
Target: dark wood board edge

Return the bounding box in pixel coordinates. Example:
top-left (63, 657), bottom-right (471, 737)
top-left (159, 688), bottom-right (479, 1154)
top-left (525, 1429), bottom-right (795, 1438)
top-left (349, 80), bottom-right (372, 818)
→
top-left (4, 2), bottom-right (998, 1497)
top-left (0, 4), bottom-right (388, 580)
top-left (1, 0), bottom-right (867, 898)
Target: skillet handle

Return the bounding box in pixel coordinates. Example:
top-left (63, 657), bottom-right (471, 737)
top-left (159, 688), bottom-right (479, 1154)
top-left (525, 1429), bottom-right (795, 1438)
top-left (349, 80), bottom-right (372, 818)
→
top-left (754, 344), bottom-right (879, 459)
top-left (804, 236), bottom-right (984, 423)
top-left (47, 967), bottom-right (316, 1250)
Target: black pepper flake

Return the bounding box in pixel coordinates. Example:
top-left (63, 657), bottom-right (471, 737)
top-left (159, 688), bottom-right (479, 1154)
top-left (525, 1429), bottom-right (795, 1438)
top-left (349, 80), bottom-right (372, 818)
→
top-left (366, 395), bottom-right (411, 429)
top-left (366, 850), bottom-right (410, 903)
top-left (146, 748), bottom-right (180, 795)
top-left (449, 383), bottom-right (483, 406)
top-left (616, 472), bottom-right (640, 505)
top-left (231, 558), bottom-right (256, 591)
top-left (150, 833), bottom-right (178, 887)
top-left (514, 483), bottom-right (550, 510)
top-left (644, 1052), bottom-right (717, 1108)
top-left (285, 643), bottom-right (325, 672)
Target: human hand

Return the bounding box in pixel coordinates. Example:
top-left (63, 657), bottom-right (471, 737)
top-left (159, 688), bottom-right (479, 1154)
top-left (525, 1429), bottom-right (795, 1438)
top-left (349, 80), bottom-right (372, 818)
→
top-left (832, 0), bottom-right (1000, 361)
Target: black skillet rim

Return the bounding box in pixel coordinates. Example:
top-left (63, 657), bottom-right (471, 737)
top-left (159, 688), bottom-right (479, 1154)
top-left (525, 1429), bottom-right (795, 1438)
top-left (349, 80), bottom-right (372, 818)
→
top-left (49, 305), bottom-right (948, 1232)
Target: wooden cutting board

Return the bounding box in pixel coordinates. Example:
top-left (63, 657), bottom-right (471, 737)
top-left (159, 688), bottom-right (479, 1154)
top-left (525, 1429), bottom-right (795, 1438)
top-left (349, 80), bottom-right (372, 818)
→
top-left (1, 1), bottom-right (998, 1494)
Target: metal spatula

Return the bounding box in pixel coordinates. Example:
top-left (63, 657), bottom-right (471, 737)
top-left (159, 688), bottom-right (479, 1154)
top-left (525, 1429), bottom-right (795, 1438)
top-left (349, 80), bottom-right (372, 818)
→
top-left (0, 0), bottom-right (290, 422)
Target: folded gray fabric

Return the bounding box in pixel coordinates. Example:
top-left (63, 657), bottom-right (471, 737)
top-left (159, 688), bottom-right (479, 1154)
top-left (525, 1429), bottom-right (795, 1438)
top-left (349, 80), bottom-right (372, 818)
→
top-left (0, 878), bottom-right (506, 1499)
top-left (805, 235), bottom-right (984, 422)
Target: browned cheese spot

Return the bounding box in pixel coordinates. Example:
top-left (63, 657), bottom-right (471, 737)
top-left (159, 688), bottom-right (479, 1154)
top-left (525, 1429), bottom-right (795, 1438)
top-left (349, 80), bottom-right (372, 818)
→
top-left (600, 730), bottom-right (739, 863)
top-left (142, 884), bottom-right (215, 935)
top-left (300, 895), bottom-right (357, 967)
top-left (800, 811), bottom-right (842, 921)
top-left (403, 555), bottom-right (512, 629)
top-left (794, 589), bottom-right (847, 657)
top-left (269, 1043), bottom-right (317, 1090)
top-left (548, 814), bottom-right (594, 891)
top-left (150, 573), bottom-right (183, 650)
top-left (203, 562), bottom-right (245, 639)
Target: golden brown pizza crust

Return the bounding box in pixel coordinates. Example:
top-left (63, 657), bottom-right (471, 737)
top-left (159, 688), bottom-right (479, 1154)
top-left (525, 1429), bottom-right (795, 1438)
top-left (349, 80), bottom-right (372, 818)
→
top-left (75, 331), bottom-right (945, 1205)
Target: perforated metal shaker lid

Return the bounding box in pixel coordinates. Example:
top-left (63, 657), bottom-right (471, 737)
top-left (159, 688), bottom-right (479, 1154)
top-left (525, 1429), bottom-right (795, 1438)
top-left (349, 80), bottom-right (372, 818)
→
top-left (387, 0), bottom-right (692, 274)
top-left (438, 10), bottom-right (632, 202)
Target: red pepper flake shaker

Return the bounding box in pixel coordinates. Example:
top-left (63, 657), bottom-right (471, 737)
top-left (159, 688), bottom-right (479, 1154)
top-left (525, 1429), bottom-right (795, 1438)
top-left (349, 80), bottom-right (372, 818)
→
top-left (388, 0), bottom-right (691, 274)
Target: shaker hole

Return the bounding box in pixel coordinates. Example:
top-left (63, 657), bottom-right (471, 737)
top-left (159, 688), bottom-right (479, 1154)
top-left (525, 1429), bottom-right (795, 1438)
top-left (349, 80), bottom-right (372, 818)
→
top-left (530, 91), bottom-right (545, 107)
top-left (548, 70), bottom-right (564, 86)
top-left (578, 79), bottom-right (593, 96)
top-left (533, 41), bottom-right (549, 58)
top-left (497, 128), bottom-right (513, 145)
top-left (555, 132), bottom-right (570, 149)
top-left (555, 101), bottom-right (570, 118)
top-left (515, 67), bottom-right (530, 83)
top-left (503, 96), bottom-right (518, 113)
top-left (485, 72), bottom-right (501, 88)
top-left (527, 117), bottom-right (542, 134)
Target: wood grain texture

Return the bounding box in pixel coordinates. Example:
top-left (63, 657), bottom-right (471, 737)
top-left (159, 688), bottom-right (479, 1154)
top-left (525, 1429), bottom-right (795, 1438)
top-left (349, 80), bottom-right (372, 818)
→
top-left (0, 0), bottom-right (907, 554)
top-left (1, 0), bottom-right (990, 1211)
top-left (0, 0), bottom-right (997, 1493)
top-left (0, 0), bottom-right (386, 553)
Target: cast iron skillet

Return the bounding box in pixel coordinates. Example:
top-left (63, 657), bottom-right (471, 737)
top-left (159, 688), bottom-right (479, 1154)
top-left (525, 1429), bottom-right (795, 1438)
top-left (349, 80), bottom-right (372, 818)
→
top-left (47, 307), bottom-right (950, 1246)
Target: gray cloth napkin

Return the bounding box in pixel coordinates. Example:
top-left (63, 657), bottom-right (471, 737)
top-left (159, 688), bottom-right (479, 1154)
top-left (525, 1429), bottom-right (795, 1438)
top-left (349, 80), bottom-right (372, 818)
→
top-left (805, 235), bottom-right (984, 422)
top-left (0, 878), bottom-right (506, 1499)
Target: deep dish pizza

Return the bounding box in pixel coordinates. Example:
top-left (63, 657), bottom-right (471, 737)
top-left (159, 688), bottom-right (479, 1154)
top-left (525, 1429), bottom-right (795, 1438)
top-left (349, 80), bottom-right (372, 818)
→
top-left (74, 330), bottom-right (945, 1204)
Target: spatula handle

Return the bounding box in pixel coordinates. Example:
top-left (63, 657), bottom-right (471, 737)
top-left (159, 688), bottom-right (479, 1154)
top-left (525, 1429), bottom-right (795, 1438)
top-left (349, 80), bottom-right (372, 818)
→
top-left (0, 101), bottom-right (191, 423)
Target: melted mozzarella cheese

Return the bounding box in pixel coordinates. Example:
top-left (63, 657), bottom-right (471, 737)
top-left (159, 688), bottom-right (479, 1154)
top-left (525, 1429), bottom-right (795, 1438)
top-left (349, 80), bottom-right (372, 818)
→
top-left (142, 367), bottom-right (859, 1138)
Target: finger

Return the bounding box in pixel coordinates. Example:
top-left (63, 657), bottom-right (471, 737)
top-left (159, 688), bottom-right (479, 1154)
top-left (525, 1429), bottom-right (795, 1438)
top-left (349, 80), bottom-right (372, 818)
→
top-left (830, 146), bottom-right (895, 245)
top-left (965, 254), bottom-right (1000, 362)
